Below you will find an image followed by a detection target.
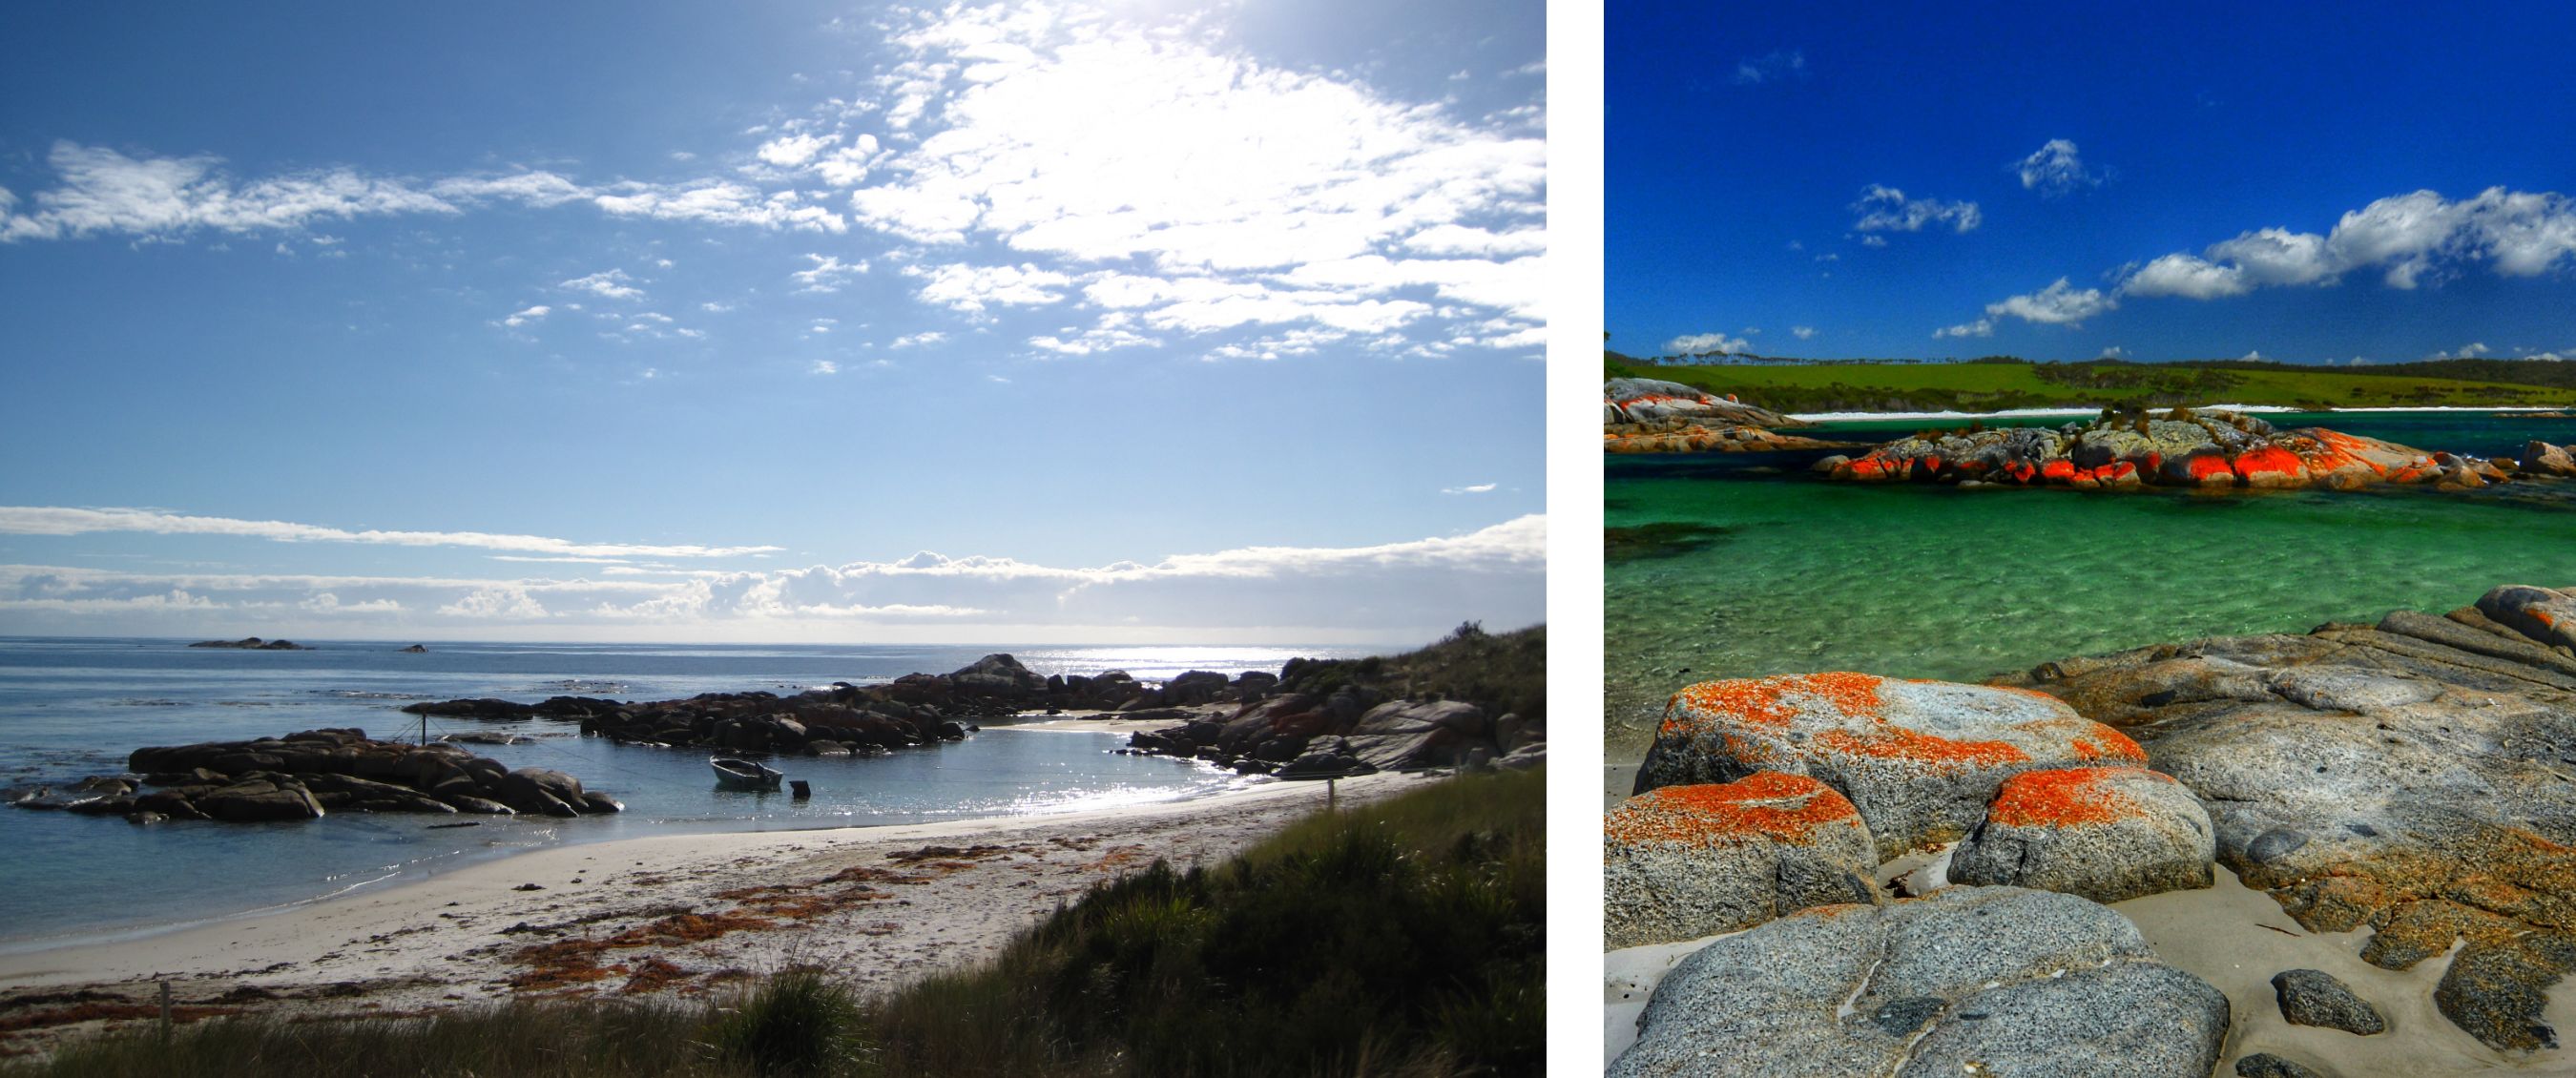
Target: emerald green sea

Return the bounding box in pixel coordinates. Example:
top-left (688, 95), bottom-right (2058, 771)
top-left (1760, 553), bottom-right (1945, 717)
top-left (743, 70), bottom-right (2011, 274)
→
top-left (1605, 411), bottom-right (2576, 754)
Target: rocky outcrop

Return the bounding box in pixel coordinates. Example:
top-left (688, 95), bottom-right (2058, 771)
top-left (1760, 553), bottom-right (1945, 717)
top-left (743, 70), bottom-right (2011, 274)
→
top-left (2272, 968), bottom-right (2385, 1036)
top-left (7, 728), bottom-right (619, 824)
top-left (1610, 886), bottom-right (2229, 1078)
top-left (186, 637), bottom-right (310, 650)
top-left (2522, 440), bottom-right (2576, 477)
top-left (1602, 379), bottom-right (1861, 455)
top-left (2234, 1053), bottom-right (2330, 1078)
top-left (1948, 766), bottom-right (2215, 903)
top-left (1604, 774), bottom-right (1879, 947)
top-left (1999, 585), bottom-right (2576, 1050)
top-left (1822, 409), bottom-right (2513, 491)
top-left (1605, 378), bottom-right (1808, 427)
top-left (1605, 422), bottom-right (1862, 454)
top-left (1634, 674), bottom-right (2147, 859)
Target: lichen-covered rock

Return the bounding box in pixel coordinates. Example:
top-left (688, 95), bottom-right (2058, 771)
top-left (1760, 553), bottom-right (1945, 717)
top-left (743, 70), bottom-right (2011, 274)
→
top-left (2003, 593), bottom-right (2576, 1051)
top-left (1604, 378), bottom-right (1805, 427)
top-left (1949, 767), bottom-right (2214, 903)
top-left (1604, 773), bottom-right (1879, 948)
top-left (2271, 968), bottom-right (2385, 1035)
top-left (1635, 674), bottom-right (2147, 858)
top-left (2477, 583), bottom-right (2576, 653)
top-left (1825, 408), bottom-right (2485, 492)
top-left (1610, 886), bottom-right (2229, 1078)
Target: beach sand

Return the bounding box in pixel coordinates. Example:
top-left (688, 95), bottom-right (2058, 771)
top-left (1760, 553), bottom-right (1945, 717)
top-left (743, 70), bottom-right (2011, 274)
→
top-left (0, 770), bottom-right (1414, 1053)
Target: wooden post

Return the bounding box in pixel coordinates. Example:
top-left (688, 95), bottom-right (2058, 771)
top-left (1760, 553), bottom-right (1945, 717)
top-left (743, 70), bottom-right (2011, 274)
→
top-left (157, 980), bottom-right (171, 1043)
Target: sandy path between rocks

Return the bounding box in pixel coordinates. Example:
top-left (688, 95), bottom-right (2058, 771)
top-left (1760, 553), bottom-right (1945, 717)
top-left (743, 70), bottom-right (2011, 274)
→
top-left (0, 771), bottom-right (1416, 1053)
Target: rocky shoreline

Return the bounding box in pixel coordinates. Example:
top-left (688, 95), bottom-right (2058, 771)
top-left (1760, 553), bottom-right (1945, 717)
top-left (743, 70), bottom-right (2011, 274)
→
top-left (1609, 583), bottom-right (2576, 1075)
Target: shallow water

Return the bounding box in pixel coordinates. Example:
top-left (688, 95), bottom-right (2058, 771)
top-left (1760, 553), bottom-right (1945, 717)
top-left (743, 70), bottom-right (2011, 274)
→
top-left (1605, 412), bottom-right (2576, 754)
top-left (0, 638), bottom-right (1364, 949)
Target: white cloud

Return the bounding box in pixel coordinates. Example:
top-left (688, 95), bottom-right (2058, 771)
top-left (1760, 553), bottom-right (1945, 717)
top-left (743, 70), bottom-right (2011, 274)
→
top-left (502, 304), bottom-right (551, 327)
top-left (2016, 139), bottom-right (2105, 197)
top-left (791, 253), bottom-right (868, 293)
top-left (2430, 342), bottom-right (2491, 360)
top-left (904, 262), bottom-right (1073, 313)
top-left (2111, 187), bottom-right (2576, 303)
top-left (560, 269), bottom-right (644, 301)
top-left (1851, 184), bottom-right (1980, 235)
top-left (1934, 319), bottom-right (1993, 339)
top-left (1668, 332), bottom-right (1752, 355)
top-left (811, 360), bottom-right (841, 374)
top-left (756, 133), bottom-right (841, 168)
top-left (592, 181), bottom-right (847, 233)
top-left (1440, 483), bottom-right (1497, 495)
top-left (0, 506), bottom-right (781, 559)
top-left (890, 330), bottom-right (946, 348)
top-left (441, 586), bottom-right (550, 620)
top-left (1984, 278), bottom-right (2116, 327)
top-left (1733, 50), bottom-right (1806, 85)
top-left (1792, 325), bottom-right (1817, 340)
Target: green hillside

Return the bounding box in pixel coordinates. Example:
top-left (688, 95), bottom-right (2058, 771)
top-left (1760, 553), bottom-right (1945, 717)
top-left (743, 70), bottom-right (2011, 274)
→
top-left (1607, 354), bottom-right (2576, 414)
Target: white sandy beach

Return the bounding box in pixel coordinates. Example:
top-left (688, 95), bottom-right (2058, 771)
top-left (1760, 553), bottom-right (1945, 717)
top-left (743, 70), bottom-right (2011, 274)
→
top-left (0, 770), bottom-right (1415, 1052)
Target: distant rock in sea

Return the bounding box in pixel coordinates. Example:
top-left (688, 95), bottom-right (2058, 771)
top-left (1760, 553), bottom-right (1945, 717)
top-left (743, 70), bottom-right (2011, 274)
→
top-left (1822, 407), bottom-right (2519, 491)
top-left (400, 644), bottom-right (428, 653)
top-left (5, 727), bottom-right (620, 822)
top-left (187, 637), bottom-right (311, 650)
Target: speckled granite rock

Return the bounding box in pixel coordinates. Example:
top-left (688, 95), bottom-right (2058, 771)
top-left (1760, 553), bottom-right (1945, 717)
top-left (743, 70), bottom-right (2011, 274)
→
top-left (1610, 886), bottom-right (2228, 1078)
top-left (2001, 586), bottom-right (2576, 1051)
top-left (1824, 408), bottom-right (2508, 491)
top-left (2271, 968), bottom-right (2385, 1035)
top-left (1604, 773), bottom-right (1879, 948)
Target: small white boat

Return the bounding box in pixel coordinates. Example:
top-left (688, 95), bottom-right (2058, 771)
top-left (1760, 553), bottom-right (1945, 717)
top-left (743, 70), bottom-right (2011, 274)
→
top-left (711, 757), bottom-right (783, 790)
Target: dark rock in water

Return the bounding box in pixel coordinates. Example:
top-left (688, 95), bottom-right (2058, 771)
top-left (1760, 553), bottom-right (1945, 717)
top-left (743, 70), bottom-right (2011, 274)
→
top-left (2234, 1053), bottom-right (2329, 1078)
top-left (2000, 585), bottom-right (2576, 1051)
top-left (400, 644), bottom-right (428, 653)
top-left (187, 637), bottom-right (311, 650)
top-left (2522, 440), bottom-right (2576, 477)
top-left (1160, 670), bottom-right (1232, 706)
top-left (1604, 521), bottom-right (1735, 563)
top-left (2271, 968), bottom-right (2385, 1035)
top-left (947, 653), bottom-right (1046, 698)
top-left (1610, 886), bottom-right (2229, 1078)
top-left (10, 729), bottom-right (614, 827)
top-left (200, 781), bottom-right (325, 821)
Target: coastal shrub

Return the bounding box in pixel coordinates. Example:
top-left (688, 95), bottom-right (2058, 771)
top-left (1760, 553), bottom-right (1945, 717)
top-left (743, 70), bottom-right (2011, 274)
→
top-left (859, 766), bottom-right (1546, 1077)
top-left (703, 967), bottom-right (870, 1077)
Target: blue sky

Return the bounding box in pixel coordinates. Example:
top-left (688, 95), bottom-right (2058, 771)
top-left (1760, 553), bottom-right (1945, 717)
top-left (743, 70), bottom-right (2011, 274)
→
top-left (0, 0), bottom-right (1544, 644)
top-left (1610, 1), bottom-right (2576, 365)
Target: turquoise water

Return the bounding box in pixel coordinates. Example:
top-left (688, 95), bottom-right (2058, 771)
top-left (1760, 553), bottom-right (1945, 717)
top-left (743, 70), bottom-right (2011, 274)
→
top-left (1606, 412), bottom-right (2576, 754)
top-left (0, 638), bottom-right (1365, 950)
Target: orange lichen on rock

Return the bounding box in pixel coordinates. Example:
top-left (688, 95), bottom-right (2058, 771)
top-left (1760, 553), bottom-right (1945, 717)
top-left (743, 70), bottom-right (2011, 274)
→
top-left (1662, 673), bottom-right (1888, 736)
top-left (1606, 773), bottom-right (1861, 847)
top-left (2233, 445), bottom-right (2306, 480)
top-left (1813, 726), bottom-right (2027, 769)
top-left (2040, 459), bottom-right (2077, 483)
top-left (1984, 767), bottom-right (2171, 828)
top-left (2068, 728), bottom-right (2148, 762)
top-left (2187, 453), bottom-right (2238, 483)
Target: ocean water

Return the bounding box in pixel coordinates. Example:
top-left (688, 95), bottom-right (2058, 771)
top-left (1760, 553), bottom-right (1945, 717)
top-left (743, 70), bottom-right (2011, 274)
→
top-left (1606, 411), bottom-right (2576, 755)
top-left (0, 638), bottom-right (1364, 951)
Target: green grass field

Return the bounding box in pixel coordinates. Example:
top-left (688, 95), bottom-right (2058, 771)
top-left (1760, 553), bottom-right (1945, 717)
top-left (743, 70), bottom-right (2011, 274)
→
top-left (1608, 355), bottom-right (2576, 414)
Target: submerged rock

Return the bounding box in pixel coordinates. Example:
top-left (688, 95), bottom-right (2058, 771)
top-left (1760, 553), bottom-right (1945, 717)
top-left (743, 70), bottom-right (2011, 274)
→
top-left (1634, 673), bottom-right (2147, 858)
top-left (1603, 773), bottom-right (1879, 948)
top-left (1610, 886), bottom-right (2228, 1078)
top-left (2002, 585), bottom-right (2576, 1051)
top-left (1948, 766), bottom-right (2215, 903)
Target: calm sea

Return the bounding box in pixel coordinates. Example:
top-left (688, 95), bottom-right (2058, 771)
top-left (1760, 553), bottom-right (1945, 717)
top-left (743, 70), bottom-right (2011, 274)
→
top-left (0, 638), bottom-right (1364, 951)
top-left (1607, 410), bottom-right (2576, 754)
